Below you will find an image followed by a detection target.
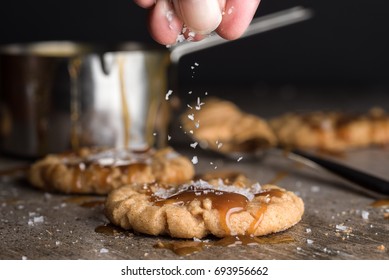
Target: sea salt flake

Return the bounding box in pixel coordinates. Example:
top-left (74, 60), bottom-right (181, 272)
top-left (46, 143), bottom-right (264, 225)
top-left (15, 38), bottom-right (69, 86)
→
top-left (191, 156), bottom-right (198, 165)
top-left (22, 256), bottom-right (27, 260)
top-left (188, 114), bottom-right (195, 121)
top-left (188, 91), bottom-right (192, 95)
top-left (361, 210), bottom-right (369, 220)
top-left (194, 122), bottom-right (200, 128)
top-left (306, 239), bottom-right (314, 245)
top-left (237, 157), bottom-right (243, 162)
top-left (165, 90), bottom-right (173, 100)
top-left (306, 228), bottom-right (312, 233)
top-left (100, 248), bottom-right (109, 254)
top-left (190, 142), bottom-right (198, 149)
top-left (33, 216), bottom-right (44, 223)
top-left (187, 104), bottom-right (193, 109)
top-left (167, 135), bottom-right (171, 141)
top-left (194, 62), bottom-right (199, 66)
top-left (336, 224), bottom-right (350, 232)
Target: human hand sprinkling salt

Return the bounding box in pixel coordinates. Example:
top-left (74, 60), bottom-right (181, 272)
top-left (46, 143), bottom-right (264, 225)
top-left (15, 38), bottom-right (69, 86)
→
top-left (134, 0), bottom-right (261, 45)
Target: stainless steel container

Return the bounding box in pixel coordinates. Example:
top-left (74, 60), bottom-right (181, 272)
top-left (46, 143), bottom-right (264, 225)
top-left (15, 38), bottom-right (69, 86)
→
top-left (0, 42), bottom-right (170, 157)
top-left (0, 7), bottom-right (311, 157)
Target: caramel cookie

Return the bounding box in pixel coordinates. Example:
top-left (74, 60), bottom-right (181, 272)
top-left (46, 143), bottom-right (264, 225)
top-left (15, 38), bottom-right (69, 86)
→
top-left (270, 108), bottom-right (389, 152)
top-left (28, 147), bottom-right (194, 195)
top-left (105, 180), bottom-right (304, 239)
top-left (181, 98), bottom-right (277, 154)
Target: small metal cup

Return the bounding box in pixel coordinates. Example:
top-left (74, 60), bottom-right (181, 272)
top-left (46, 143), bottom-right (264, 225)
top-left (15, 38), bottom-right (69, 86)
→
top-left (0, 42), bottom-right (170, 157)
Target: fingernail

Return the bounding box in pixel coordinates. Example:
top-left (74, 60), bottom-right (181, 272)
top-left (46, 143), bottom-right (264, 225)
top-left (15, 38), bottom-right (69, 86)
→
top-left (172, 0), bottom-right (222, 34)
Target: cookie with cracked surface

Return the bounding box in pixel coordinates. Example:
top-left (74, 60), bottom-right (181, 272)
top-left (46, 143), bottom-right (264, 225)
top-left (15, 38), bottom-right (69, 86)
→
top-left (270, 108), bottom-right (389, 152)
top-left (105, 180), bottom-right (304, 239)
top-left (28, 147), bottom-right (194, 195)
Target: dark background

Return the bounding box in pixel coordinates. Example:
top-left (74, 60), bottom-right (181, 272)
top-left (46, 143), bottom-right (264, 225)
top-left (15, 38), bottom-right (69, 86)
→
top-left (1, 0), bottom-right (388, 87)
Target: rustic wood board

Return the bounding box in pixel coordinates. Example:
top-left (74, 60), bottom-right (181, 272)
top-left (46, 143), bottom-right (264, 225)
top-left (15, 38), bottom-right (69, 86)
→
top-left (1, 87), bottom-right (389, 259)
top-left (1, 146), bottom-right (388, 260)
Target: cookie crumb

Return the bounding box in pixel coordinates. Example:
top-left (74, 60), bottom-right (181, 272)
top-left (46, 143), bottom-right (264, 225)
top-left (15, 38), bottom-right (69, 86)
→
top-left (377, 245), bottom-right (386, 251)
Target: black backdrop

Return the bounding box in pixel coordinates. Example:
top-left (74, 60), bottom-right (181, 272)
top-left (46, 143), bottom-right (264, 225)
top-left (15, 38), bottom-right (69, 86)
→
top-left (1, 0), bottom-right (388, 87)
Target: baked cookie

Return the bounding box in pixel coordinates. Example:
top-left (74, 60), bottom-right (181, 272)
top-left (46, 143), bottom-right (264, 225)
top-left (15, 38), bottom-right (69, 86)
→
top-left (105, 179), bottom-right (304, 239)
top-left (181, 97), bottom-right (277, 154)
top-left (28, 147), bottom-right (194, 195)
top-left (270, 108), bottom-right (389, 152)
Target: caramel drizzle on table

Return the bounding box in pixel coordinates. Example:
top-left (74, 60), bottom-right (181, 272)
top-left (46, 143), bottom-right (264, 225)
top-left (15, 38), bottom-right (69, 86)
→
top-left (152, 185), bottom-right (285, 235)
top-left (154, 234), bottom-right (294, 256)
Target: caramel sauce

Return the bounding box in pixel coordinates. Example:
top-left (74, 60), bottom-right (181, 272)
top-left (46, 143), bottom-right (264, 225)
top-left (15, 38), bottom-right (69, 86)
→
top-left (152, 185), bottom-right (286, 235)
top-left (371, 199), bottom-right (389, 208)
top-left (255, 189), bottom-right (285, 198)
top-left (153, 185), bottom-right (248, 234)
top-left (0, 165), bottom-right (29, 177)
top-left (95, 223), bottom-right (127, 236)
top-left (154, 240), bottom-right (205, 256)
top-left (119, 57), bottom-right (131, 149)
top-left (267, 172), bottom-right (289, 185)
top-left (154, 234), bottom-right (294, 256)
top-left (68, 58), bottom-right (82, 150)
top-left (63, 196), bottom-right (105, 208)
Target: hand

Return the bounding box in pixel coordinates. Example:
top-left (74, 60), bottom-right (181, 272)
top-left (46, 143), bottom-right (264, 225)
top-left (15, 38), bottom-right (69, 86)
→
top-left (134, 0), bottom-right (261, 45)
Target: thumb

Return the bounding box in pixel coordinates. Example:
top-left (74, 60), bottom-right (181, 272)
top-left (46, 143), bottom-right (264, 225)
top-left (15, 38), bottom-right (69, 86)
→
top-left (172, 0), bottom-right (224, 34)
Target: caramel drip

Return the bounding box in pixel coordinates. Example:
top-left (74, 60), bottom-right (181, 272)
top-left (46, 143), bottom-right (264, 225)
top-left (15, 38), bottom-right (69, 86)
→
top-left (153, 186), bottom-right (248, 234)
top-left (255, 189), bottom-right (285, 198)
top-left (64, 196), bottom-right (105, 207)
top-left (246, 189), bottom-right (285, 234)
top-left (154, 240), bottom-right (205, 256)
top-left (95, 223), bottom-right (127, 236)
top-left (154, 234), bottom-right (294, 256)
top-left (371, 199), bottom-right (389, 208)
top-left (247, 204), bottom-right (267, 235)
top-left (267, 172), bottom-right (289, 185)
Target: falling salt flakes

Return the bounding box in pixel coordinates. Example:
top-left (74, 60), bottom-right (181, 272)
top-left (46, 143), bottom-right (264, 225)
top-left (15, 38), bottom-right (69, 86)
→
top-left (187, 104), bottom-right (193, 109)
top-left (187, 114), bottom-right (195, 121)
top-left (167, 135), bottom-right (171, 141)
top-left (165, 90), bottom-right (173, 100)
top-left (306, 239), bottom-right (314, 245)
top-left (153, 132), bottom-right (157, 136)
top-left (237, 157), bottom-right (243, 162)
top-left (22, 256), bottom-right (27, 260)
top-left (190, 142), bottom-right (198, 149)
top-left (189, 130), bottom-right (194, 134)
top-left (188, 91), bottom-right (192, 95)
top-left (195, 97), bottom-right (205, 110)
top-left (191, 156), bottom-right (198, 165)
top-left (194, 121), bottom-right (200, 129)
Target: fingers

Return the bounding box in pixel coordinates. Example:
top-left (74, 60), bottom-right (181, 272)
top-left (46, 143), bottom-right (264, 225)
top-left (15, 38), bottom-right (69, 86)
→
top-left (133, 0), bottom-right (156, 9)
top-left (217, 0), bottom-right (261, 40)
top-left (172, 0), bottom-right (224, 34)
top-left (148, 0), bottom-right (184, 45)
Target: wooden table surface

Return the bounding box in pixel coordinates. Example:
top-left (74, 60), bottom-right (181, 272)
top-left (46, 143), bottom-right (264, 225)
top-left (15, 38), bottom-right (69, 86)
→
top-left (1, 86), bottom-right (389, 260)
